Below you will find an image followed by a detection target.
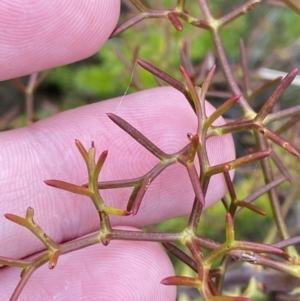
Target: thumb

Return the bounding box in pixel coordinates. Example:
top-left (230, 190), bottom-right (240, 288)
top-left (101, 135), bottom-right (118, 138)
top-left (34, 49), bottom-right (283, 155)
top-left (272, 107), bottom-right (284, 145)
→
top-left (0, 227), bottom-right (176, 301)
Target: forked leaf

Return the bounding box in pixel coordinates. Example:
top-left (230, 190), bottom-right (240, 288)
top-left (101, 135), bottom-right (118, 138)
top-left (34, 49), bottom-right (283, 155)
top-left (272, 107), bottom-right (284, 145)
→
top-left (242, 177), bottom-right (286, 206)
top-left (5, 213), bottom-right (29, 228)
top-left (87, 143), bottom-right (96, 172)
top-left (210, 296), bottom-right (250, 301)
top-left (127, 183), bottom-right (143, 212)
top-left (223, 171), bottom-right (236, 201)
top-left (187, 134), bottom-right (199, 163)
top-left (225, 213), bottom-right (235, 243)
top-left (270, 152), bottom-right (293, 183)
top-left (0, 256), bottom-right (30, 268)
top-left (137, 60), bottom-right (198, 112)
top-left (239, 39), bottom-right (251, 93)
top-left (45, 180), bottom-right (93, 197)
top-left (235, 200), bottom-right (266, 216)
top-left (25, 207), bottom-right (34, 221)
top-left (180, 66), bottom-right (200, 114)
top-left (95, 150), bottom-right (108, 179)
top-left (275, 115), bottom-right (300, 135)
top-left (236, 241), bottom-right (291, 261)
top-left (186, 239), bottom-right (204, 265)
top-left (163, 242), bottom-right (197, 272)
top-left (206, 150), bottom-right (271, 177)
top-left (107, 113), bottom-right (168, 159)
top-left (137, 59), bottom-right (186, 94)
top-left (200, 65), bottom-right (216, 102)
top-left (255, 68), bottom-right (299, 122)
top-left (99, 231), bottom-right (110, 246)
top-left (168, 12), bottom-right (183, 31)
top-left (128, 161), bottom-right (172, 215)
top-left (250, 76), bottom-right (282, 101)
top-left (186, 164), bottom-right (205, 207)
top-left (49, 249), bottom-right (61, 269)
top-left (130, 0), bottom-right (148, 12)
top-left (131, 177), bottom-right (152, 215)
top-left (75, 139), bottom-right (89, 165)
top-left (256, 126), bottom-right (300, 157)
top-left (104, 206), bottom-right (131, 216)
top-left (161, 276), bottom-right (200, 288)
top-left (206, 95), bottom-right (240, 128)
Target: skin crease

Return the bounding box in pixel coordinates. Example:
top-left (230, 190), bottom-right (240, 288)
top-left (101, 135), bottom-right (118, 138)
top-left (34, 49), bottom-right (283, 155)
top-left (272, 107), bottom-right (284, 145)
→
top-left (0, 1), bottom-right (235, 300)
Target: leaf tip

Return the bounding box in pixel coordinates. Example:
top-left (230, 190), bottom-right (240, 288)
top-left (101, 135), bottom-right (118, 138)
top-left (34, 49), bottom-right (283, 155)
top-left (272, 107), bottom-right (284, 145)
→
top-left (4, 213), bottom-right (12, 220)
top-left (44, 179), bottom-right (54, 187)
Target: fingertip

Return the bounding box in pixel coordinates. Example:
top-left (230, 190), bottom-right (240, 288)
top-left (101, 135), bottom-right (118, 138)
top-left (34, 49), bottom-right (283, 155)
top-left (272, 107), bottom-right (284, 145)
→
top-left (0, 229), bottom-right (176, 301)
top-left (0, 0), bottom-right (121, 80)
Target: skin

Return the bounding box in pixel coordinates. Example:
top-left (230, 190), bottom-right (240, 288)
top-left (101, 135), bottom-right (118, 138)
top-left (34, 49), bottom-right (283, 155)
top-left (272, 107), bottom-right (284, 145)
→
top-left (0, 1), bottom-right (235, 300)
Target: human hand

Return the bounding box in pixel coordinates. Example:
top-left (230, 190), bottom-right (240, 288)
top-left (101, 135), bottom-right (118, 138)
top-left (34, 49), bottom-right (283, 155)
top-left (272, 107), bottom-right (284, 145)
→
top-left (0, 1), bottom-right (235, 300)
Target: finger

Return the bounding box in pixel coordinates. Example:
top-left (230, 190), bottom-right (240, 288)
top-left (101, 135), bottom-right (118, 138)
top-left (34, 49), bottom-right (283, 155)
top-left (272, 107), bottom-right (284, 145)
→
top-left (0, 0), bottom-right (120, 80)
top-left (0, 87), bottom-right (235, 260)
top-left (0, 227), bottom-right (176, 301)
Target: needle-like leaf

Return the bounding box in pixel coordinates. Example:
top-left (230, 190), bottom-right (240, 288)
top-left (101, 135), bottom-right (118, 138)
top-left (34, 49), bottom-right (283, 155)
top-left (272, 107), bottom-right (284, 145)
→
top-left (137, 59), bottom-right (186, 94)
top-left (107, 113), bottom-right (168, 159)
top-left (45, 180), bottom-right (93, 197)
top-left (255, 69), bottom-right (299, 122)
